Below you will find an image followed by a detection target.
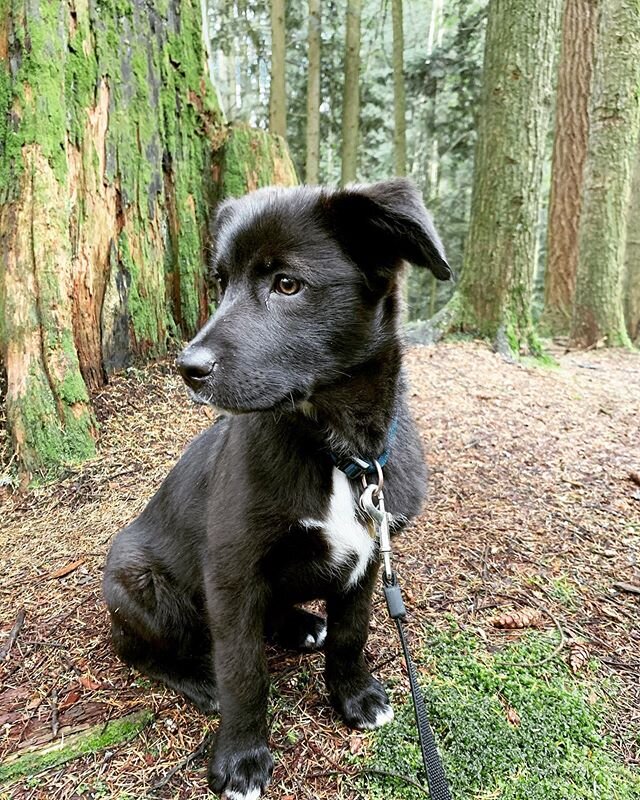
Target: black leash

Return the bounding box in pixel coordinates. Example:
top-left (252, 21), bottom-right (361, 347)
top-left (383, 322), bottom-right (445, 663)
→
top-left (358, 464), bottom-right (452, 800)
top-left (383, 575), bottom-right (452, 800)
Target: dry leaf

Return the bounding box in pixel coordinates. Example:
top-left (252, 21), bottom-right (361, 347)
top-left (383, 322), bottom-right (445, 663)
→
top-left (506, 706), bottom-right (521, 726)
top-left (49, 559), bottom-right (85, 579)
top-left (59, 687), bottom-right (82, 710)
top-left (349, 733), bottom-right (364, 755)
top-left (492, 608), bottom-right (541, 629)
top-left (79, 675), bottom-right (101, 691)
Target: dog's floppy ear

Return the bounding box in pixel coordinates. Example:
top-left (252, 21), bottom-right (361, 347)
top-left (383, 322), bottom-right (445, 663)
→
top-left (322, 178), bottom-right (452, 282)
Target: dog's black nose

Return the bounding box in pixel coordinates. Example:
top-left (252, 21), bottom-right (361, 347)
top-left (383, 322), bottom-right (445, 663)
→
top-left (177, 347), bottom-right (215, 383)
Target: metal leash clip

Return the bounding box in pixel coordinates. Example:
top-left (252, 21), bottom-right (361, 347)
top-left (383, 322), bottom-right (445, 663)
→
top-left (359, 461), bottom-right (393, 585)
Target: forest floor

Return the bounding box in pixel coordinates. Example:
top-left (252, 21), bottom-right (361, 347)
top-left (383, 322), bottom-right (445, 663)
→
top-left (1, 341), bottom-right (639, 800)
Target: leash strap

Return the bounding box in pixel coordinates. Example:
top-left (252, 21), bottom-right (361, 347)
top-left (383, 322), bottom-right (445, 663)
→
top-left (384, 578), bottom-right (452, 800)
top-left (360, 470), bottom-right (452, 800)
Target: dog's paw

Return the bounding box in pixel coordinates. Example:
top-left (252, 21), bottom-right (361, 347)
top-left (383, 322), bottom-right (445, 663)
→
top-left (207, 741), bottom-right (273, 799)
top-left (271, 607), bottom-right (327, 651)
top-left (331, 675), bottom-right (394, 730)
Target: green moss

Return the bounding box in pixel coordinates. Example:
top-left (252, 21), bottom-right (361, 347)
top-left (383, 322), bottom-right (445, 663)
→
top-left (219, 123), bottom-right (298, 199)
top-left (0, 709), bottom-right (153, 785)
top-left (118, 230), bottom-right (161, 348)
top-left (362, 627), bottom-right (640, 800)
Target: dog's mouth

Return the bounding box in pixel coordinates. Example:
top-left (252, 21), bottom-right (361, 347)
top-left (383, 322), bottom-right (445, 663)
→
top-left (186, 383), bottom-right (309, 415)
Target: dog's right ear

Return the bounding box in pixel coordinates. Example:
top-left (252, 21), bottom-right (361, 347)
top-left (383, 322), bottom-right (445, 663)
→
top-left (212, 198), bottom-right (237, 234)
top-left (321, 178), bottom-right (453, 284)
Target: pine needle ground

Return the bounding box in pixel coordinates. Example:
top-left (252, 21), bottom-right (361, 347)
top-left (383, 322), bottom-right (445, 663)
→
top-left (1, 342), bottom-right (638, 799)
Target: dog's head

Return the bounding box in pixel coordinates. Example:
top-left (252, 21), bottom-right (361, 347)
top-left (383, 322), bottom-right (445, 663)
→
top-left (177, 178), bottom-right (452, 412)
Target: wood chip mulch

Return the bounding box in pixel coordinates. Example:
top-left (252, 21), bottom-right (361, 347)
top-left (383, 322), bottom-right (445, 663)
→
top-left (1, 342), bottom-right (639, 799)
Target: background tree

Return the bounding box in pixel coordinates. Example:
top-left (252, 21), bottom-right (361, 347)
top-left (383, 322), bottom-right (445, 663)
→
top-left (269, 0), bottom-right (287, 138)
top-left (341, 0), bottom-right (362, 184)
top-left (305, 0), bottom-right (322, 183)
top-left (623, 138), bottom-right (640, 343)
top-left (427, 0), bottom-right (561, 352)
top-left (392, 0), bottom-right (407, 177)
top-left (0, 0), bottom-right (295, 477)
top-left (570, 0), bottom-right (640, 347)
top-left (543, 0), bottom-right (599, 335)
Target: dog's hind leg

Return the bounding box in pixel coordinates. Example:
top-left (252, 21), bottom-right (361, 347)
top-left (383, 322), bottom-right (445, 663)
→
top-left (266, 606), bottom-right (327, 651)
top-left (104, 528), bottom-right (218, 714)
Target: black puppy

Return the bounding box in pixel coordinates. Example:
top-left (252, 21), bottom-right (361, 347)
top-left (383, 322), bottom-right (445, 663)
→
top-left (103, 178), bottom-right (451, 799)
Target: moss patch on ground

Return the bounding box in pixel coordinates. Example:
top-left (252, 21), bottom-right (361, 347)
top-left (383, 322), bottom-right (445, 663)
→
top-left (0, 709), bottom-right (153, 787)
top-left (362, 627), bottom-right (639, 800)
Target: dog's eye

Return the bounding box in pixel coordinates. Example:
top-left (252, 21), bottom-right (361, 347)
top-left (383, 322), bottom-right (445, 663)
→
top-left (273, 275), bottom-right (302, 295)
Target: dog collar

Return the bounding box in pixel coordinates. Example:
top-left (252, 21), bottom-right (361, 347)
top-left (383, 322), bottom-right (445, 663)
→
top-left (331, 416), bottom-right (399, 479)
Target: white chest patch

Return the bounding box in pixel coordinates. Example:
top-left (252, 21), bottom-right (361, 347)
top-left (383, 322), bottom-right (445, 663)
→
top-left (301, 468), bottom-right (376, 588)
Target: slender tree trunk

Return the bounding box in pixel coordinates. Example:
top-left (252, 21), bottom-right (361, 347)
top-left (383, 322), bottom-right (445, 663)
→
top-left (341, 0), bottom-right (362, 185)
top-left (305, 0), bottom-right (321, 184)
top-left (269, 0), bottom-right (287, 139)
top-left (391, 0), bottom-right (406, 177)
top-left (543, 0), bottom-right (599, 335)
top-left (570, 0), bottom-right (640, 348)
top-left (429, 0), bottom-right (561, 353)
top-left (624, 137), bottom-right (640, 343)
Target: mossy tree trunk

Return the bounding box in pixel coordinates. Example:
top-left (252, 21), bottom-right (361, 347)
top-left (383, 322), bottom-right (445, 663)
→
top-left (570, 0), bottom-right (640, 348)
top-left (341, 0), bottom-right (361, 185)
top-left (0, 0), bottom-right (295, 479)
top-left (624, 136), bottom-right (640, 343)
top-left (428, 0), bottom-right (561, 354)
top-left (543, 0), bottom-right (599, 336)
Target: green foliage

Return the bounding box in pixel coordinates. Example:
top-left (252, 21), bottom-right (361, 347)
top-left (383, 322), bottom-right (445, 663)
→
top-left (0, 710), bottom-right (153, 785)
top-left (363, 627), bottom-right (639, 799)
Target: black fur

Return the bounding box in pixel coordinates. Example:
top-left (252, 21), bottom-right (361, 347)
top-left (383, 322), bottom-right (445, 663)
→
top-left (103, 178), bottom-right (451, 798)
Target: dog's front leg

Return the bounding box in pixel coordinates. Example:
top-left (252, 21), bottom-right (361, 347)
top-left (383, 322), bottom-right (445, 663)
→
top-left (206, 582), bottom-right (273, 799)
top-left (325, 564), bottom-right (394, 730)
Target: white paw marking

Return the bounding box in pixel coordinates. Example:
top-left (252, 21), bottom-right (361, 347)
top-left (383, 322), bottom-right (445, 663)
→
top-left (358, 704), bottom-right (395, 730)
top-left (304, 633), bottom-right (315, 647)
top-left (225, 787), bottom-right (261, 800)
top-left (300, 468), bottom-right (375, 588)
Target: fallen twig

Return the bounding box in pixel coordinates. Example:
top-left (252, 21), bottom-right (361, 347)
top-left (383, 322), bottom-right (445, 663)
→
top-left (0, 607), bottom-right (26, 661)
top-left (612, 582), bottom-right (640, 596)
top-left (150, 732), bottom-right (212, 792)
top-left (50, 689), bottom-right (59, 738)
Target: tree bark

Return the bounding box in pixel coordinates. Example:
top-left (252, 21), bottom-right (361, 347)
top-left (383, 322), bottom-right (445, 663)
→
top-left (305, 0), bottom-right (321, 184)
top-left (0, 0), bottom-right (295, 478)
top-left (391, 0), bottom-right (406, 177)
top-left (624, 137), bottom-right (640, 343)
top-left (269, 0), bottom-right (287, 139)
top-left (570, 0), bottom-right (640, 348)
top-left (543, 0), bottom-right (599, 335)
top-left (429, 0), bottom-right (561, 353)
top-left (341, 0), bottom-right (362, 185)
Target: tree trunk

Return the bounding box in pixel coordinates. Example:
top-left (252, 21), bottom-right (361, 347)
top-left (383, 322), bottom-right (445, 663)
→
top-left (570, 0), bottom-right (640, 348)
top-left (305, 0), bottom-right (321, 184)
top-left (543, 0), bottom-right (599, 335)
top-left (391, 0), bottom-right (406, 177)
top-left (624, 137), bottom-right (640, 343)
top-left (429, 0), bottom-right (561, 353)
top-left (0, 0), bottom-right (295, 478)
top-left (269, 0), bottom-right (287, 139)
top-left (341, 0), bottom-right (362, 185)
